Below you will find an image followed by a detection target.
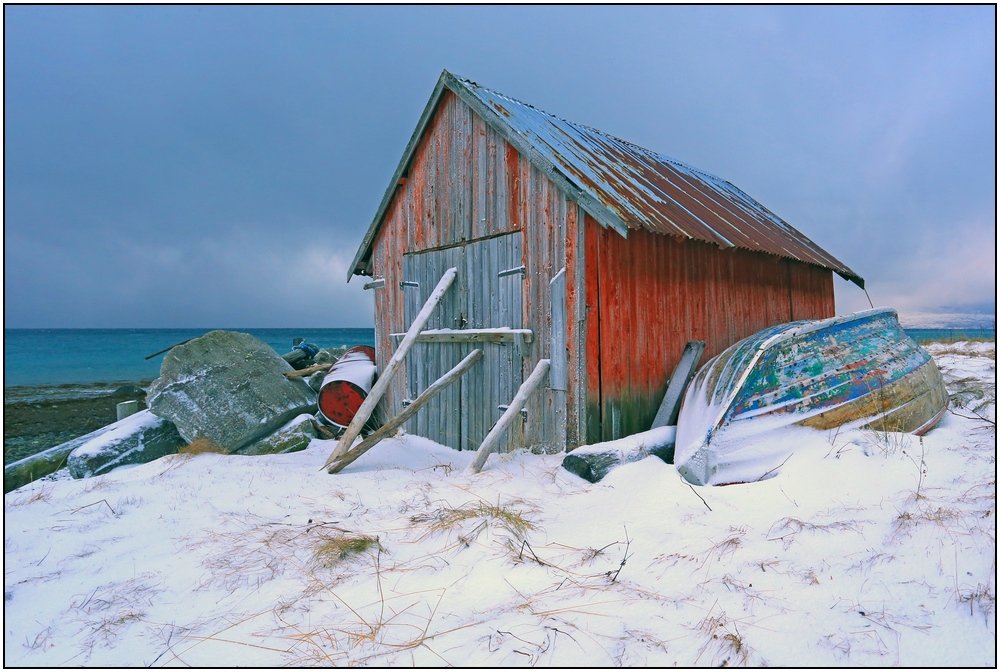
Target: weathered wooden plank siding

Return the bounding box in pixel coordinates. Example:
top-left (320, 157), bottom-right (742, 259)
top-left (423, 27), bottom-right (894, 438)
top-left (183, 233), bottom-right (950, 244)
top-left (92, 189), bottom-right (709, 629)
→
top-left (520, 163), bottom-right (572, 453)
top-left (371, 197), bottom-right (408, 425)
top-left (371, 90), bottom-right (578, 452)
top-left (588, 225), bottom-right (835, 441)
top-left (564, 204), bottom-right (586, 449)
top-left (583, 214), bottom-right (604, 444)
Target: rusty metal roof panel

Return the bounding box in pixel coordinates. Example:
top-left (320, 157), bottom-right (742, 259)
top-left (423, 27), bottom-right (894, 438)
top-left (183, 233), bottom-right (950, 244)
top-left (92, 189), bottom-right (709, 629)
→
top-left (451, 75), bottom-right (862, 286)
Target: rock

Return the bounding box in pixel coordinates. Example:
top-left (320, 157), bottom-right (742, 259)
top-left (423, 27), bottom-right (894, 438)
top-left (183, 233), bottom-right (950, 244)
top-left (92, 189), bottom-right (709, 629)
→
top-left (306, 370), bottom-right (328, 393)
top-left (236, 414), bottom-right (318, 456)
top-left (146, 330), bottom-right (317, 452)
top-left (66, 410), bottom-right (187, 479)
top-left (313, 346), bottom-right (348, 365)
top-left (111, 384), bottom-right (147, 398)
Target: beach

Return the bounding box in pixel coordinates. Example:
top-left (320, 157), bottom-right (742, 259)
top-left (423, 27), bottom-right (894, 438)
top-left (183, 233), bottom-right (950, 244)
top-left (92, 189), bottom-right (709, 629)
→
top-left (2, 328), bottom-right (374, 465)
top-left (3, 382), bottom-right (151, 464)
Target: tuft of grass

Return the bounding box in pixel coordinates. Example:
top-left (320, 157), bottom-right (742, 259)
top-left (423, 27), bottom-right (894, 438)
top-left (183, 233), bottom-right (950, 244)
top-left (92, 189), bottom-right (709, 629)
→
top-left (857, 374), bottom-right (912, 456)
top-left (956, 582), bottom-right (996, 623)
top-left (4, 485), bottom-right (53, 509)
top-left (312, 533), bottom-right (381, 568)
top-left (71, 574), bottom-right (161, 656)
top-left (78, 476), bottom-right (115, 495)
top-left (411, 499), bottom-right (537, 540)
top-left (767, 517), bottom-right (863, 549)
top-left (178, 438), bottom-right (228, 455)
top-left (693, 609), bottom-right (758, 667)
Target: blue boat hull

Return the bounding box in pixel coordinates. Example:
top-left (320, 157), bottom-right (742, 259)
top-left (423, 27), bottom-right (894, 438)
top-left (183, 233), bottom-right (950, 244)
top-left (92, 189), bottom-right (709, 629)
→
top-left (675, 308), bottom-right (949, 486)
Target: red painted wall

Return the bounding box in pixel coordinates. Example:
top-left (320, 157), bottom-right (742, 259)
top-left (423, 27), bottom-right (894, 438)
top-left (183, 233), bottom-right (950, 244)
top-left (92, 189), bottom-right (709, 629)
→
top-left (585, 221), bottom-right (835, 442)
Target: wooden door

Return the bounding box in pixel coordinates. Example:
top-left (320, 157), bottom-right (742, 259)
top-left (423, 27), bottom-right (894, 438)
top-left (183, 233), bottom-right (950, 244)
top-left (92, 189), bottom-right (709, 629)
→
top-left (401, 232), bottom-right (524, 450)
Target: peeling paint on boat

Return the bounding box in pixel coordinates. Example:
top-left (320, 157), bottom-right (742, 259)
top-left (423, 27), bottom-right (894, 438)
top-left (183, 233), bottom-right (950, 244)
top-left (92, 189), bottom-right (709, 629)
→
top-left (675, 308), bottom-right (949, 486)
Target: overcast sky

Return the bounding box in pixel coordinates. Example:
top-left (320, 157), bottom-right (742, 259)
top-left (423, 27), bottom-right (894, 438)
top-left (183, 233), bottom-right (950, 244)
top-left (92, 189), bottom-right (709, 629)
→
top-left (4, 5), bottom-right (995, 328)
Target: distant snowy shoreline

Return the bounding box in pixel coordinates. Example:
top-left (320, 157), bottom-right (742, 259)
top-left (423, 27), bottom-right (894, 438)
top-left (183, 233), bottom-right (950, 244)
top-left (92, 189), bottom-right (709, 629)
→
top-left (898, 312), bottom-right (996, 329)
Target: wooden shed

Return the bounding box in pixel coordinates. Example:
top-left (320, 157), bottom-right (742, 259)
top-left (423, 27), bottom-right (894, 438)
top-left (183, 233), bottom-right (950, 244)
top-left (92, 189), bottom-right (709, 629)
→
top-left (348, 70), bottom-right (864, 454)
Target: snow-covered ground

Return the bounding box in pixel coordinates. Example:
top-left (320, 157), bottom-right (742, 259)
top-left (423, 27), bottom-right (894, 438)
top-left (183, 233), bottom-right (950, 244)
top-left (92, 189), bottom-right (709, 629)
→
top-left (5, 343), bottom-right (995, 667)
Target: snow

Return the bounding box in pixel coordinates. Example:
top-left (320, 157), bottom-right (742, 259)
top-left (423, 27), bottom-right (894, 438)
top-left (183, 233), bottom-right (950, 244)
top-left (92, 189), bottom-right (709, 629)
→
top-left (321, 350), bottom-right (376, 390)
top-left (69, 410), bottom-right (164, 459)
top-left (568, 425), bottom-right (676, 458)
top-left (4, 347), bottom-right (996, 667)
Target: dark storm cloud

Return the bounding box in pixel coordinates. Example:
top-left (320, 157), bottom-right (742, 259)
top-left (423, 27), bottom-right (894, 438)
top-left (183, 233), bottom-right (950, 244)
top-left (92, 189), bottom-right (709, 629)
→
top-left (4, 5), bottom-right (995, 327)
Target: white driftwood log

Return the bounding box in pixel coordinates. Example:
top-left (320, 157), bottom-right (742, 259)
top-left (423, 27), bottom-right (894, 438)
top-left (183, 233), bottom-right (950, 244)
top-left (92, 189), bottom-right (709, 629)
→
top-left (561, 426), bottom-right (677, 483)
top-left (323, 267), bottom-right (457, 469)
top-left (326, 349), bottom-right (483, 474)
top-left (468, 358), bottom-right (551, 474)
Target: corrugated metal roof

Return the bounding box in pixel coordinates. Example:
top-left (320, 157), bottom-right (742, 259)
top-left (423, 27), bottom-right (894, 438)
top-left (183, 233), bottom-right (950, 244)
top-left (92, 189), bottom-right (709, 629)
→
top-left (349, 70), bottom-right (863, 288)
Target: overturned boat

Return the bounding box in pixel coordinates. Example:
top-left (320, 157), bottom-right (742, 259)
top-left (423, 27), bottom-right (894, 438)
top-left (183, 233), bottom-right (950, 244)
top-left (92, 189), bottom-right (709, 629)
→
top-left (674, 308), bottom-right (949, 486)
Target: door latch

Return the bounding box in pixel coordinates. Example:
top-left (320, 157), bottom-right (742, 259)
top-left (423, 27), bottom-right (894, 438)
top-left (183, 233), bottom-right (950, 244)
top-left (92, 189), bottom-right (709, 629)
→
top-left (498, 405), bottom-right (528, 422)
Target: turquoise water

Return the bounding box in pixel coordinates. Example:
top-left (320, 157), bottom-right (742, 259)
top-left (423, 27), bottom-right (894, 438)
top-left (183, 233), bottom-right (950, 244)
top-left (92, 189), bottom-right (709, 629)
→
top-left (3, 328), bottom-right (375, 388)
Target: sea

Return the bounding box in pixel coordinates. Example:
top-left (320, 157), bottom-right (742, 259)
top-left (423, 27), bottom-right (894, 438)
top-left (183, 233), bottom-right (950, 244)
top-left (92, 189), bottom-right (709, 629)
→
top-left (4, 326), bottom-right (992, 395)
top-left (3, 328), bottom-right (375, 400)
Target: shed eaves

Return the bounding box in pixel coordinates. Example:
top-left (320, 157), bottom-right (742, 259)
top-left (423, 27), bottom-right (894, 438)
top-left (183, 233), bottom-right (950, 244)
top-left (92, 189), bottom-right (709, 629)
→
top-left (349, 70), bottom-right (864, 288)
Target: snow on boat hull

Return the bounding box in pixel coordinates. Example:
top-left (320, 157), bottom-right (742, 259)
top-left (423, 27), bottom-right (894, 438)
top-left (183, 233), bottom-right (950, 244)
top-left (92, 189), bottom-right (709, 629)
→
top-left (675, 308), bottom-right (949, 486)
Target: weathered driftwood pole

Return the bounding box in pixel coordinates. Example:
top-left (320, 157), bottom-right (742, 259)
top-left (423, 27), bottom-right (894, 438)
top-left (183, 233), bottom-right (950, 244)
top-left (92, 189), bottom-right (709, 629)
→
top-left (561, 425), bottom-right (677, 483)
top-left (468, 358), bottom-right (551, 474)
top-left (327, 349), bottom-right (484, 474)
top-left (323, 267), bottom-right (458, 469)
top-left (144, 336), bottom-right (197, 360)
top-left (4, 424), bottom-right (117, 493)
top-left (283, 362), bottom-right (333, 379)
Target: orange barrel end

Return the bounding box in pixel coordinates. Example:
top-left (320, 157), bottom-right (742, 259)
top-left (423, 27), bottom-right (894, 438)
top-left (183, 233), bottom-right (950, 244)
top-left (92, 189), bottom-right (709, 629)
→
top-left (317, 346), bottom-right (377, 428)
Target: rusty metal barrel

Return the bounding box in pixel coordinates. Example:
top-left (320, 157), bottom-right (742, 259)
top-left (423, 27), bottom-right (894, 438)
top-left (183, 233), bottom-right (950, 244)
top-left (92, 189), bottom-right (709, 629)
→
top-left (317, 346), bottom-right (377, 428)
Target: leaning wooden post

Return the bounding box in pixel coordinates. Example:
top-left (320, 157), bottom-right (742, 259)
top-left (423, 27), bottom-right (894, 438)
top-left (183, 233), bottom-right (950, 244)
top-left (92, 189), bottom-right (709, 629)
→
top-left (323, 267), bottom-right (458, 469)
top-left (327, 349), bottom-right (483, 474)
top-left (468, 358), bottom-right (551, 474)
top-left (650, 341), bottom-right (706, 429)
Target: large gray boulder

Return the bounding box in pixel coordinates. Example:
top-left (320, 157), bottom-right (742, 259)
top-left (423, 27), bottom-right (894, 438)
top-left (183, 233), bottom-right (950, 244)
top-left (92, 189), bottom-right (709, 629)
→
top-left (67, 410), bottom-right (187, 478)
top-left (146, 330), bottom-right (317, 452)
top-left (235, 414), bottom-right (318, 456)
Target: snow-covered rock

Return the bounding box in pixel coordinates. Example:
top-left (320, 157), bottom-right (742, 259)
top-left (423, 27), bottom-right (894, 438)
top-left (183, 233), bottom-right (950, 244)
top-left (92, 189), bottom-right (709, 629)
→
top-left (66, 410), bottom-right (186, 478)
top-left (146, 330), bottom-right (317, 452)
top-left (235, 413), bottom-right (318, 456)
